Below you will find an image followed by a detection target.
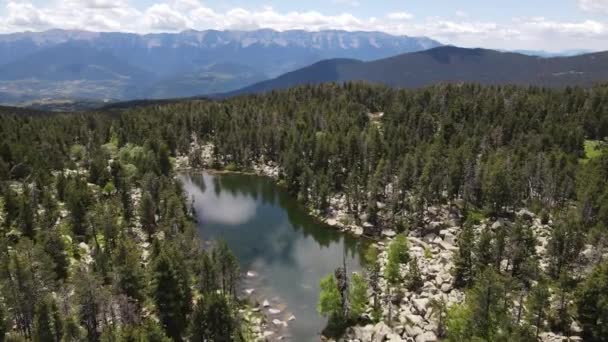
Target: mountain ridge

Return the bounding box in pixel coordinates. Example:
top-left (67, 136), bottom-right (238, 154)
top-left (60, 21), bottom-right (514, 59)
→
top-left (224, 46), bottom-right (608, 97)
top-left (0, 29), bottom-right (442, 103)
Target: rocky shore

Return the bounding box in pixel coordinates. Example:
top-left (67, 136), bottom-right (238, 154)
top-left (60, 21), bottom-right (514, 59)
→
top-left (176, 142), bottom-right (603, 342)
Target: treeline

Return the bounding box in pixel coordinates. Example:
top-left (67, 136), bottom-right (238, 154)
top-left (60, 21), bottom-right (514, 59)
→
top-left (0, 115), bottom-right (244, 340)
top-left (1, 82), bottom-right (608, 341)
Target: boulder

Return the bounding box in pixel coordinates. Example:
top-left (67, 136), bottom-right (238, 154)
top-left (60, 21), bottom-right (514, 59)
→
top-left (373, 321), bottom-right (392, 342)
top-left (272, 319), bottom-right (287, 327)
top-left (415, 331), bottom-right (437, 342)
top-left (440, 282), bottom-right (453, 293)
top-left (491, 219), bottom-right (504, 230)
top-left (442, 232), bottom-right (457, 245)
top-left (382, 229), bottom-right (397, 238)
top-left (387, 332), bottom-right (404, 342)
top-left (404, 325), bottom-right (424, 338)
top-left (352, 226), bottom-right (364, 236)
top-left (403, 314), bottom-right (424, 327)
top-left (412, 298), bottom-right (429, 315)
top-left (262, 300), bottom-right (270, 307)
top-left (437, 241), bottom-right (457, 251)
top-left (517, 208), bottom-right (535, 221)
top-left (346, 324), bottom-right (374, 342)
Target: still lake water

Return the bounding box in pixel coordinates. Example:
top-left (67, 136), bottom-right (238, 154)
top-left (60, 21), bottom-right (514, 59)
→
top-left (179, 172), bottom-right (367, 341)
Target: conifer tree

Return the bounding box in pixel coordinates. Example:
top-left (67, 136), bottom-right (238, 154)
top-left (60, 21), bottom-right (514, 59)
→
top-left (453, 223), bottom-right (475, 288)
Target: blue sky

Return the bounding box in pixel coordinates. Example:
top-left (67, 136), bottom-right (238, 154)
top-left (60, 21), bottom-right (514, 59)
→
top-left (0, 0), bottom-right (606, 51)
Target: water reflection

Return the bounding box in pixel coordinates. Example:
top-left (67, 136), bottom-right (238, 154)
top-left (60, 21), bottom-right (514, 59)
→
top-left (179, 172), bottom-right (366, 341)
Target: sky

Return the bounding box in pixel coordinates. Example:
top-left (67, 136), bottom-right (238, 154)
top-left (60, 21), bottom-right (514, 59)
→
top-left (0, 0), bottom-right (606, 51)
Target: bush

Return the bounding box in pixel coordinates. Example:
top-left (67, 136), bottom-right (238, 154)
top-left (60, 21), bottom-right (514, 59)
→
top-left (224, 162), bottom-right (239, 172)
top-left (465, 209), bottom-right (485, 225)
top-left (540, 210), bottom-right (550, 225)
top-left (385, 234), bottom-right (410, 285)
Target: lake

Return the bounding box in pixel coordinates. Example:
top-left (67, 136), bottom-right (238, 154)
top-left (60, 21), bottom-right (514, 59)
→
top-left (179, 172), bottom-right (367, 341)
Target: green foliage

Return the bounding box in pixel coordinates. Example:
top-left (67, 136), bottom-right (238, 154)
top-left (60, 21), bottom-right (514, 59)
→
top-left (151, 244), bottom-right (192, 341)
top-left (465, 209), bottom-right (485, 225)
top-left (1, 80), bottom-right (608, 341)
top-left (429, 297), bottom-right (448, 338)
top-left (32, 295), bottom-right (62, 342)
top-left (446, 269), bottom-right (512, 341)
top-left (582, 140), bottom-right (605, 162)
top-left (547, 214), bottom-right (585, 279)
top-left (423, 247), bottom-right (432, 260)
top-left (576, 261), bottom-right (608, 342)
top-left (113, 237), bottom-right (146, 303)
top-left (406, 256), bottom-right (423, 292)
top-left (526, 279), bottom-right (550, 338)
top-left (189, 294), bottom-right (238, 342)
top-left (102, 181), bottom-right (115, 195)
top-left (224, 162), bottom-right (239, 172)
top-left (349, 272), bottom-right (368, 318)
top-left (446, 304), bottom-right (473, 342)
top-left (318, 274), bottom-right (342, 319)
top-left (385, 234), bottom-right (410, 285)
top-left (453, 223), bottom-right (475, 288)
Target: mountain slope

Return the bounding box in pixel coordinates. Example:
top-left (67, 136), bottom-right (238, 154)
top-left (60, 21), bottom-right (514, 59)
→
top-left (0, 29), bottom-right (441, 103)
top-left (0, 42), bottom-right (149, 82)
top-left (226, 46), bottom-right (608, 96)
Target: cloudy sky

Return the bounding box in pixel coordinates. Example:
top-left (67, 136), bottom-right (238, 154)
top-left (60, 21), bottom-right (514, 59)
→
top-left (1, 0), bottom-right (607, 51)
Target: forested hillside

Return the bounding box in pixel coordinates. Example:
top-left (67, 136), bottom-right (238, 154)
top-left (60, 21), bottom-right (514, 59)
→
top-left (1, 82), bottom-right (607, 341)
top-left (226, 47), bottom-right (608, 96)
top-left (0, 113), bottom-right (249, 340)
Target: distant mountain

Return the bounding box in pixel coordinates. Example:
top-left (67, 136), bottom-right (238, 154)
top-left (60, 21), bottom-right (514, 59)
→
top-left (512, 49), bottom-right (595, 58)
top-left (0, 29), bottom-right (441, 103)
top-left (0, 42), bottom-right (149, 82)
top-left (225, 46), bottom-right (608, 96)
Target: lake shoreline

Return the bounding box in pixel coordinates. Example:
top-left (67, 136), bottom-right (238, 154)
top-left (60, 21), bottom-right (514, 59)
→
top-left (179, 169), bottom-right (369, 341)
top-left (176, 162), bottom-right (379, 243)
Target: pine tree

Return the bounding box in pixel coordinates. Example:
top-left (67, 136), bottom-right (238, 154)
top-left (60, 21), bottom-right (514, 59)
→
top-left (475, 228), bottom-right (494, 273)
top-left (73, 268), bottom-right (104, 342)
top-left (526, 279), bottom-right (550, 339)
top-left (317, 274), bottom-right (342, 319)
top-left (39, 229), bottom-right (69, 281)
top-left (547, 216), bottom-right (584, 279)
top-left (349, 272), bottom-right (368, 318)
top-left (406, 256), bottom-right (423, 292)
top-left (32, 295), bottom-right (62, 342)
top-left (113, 237), bottom-right (145, 304)
top-left (189, 294), bottom-right (236, 342)
top-left (576, 261), bottom-right (608, 342)
top-left (139, 192), bottom-right (156, 237)
top-left (385, 234), bottom-right (410, 285)
top-left (151, 246), bottom-right (192, 341)
top-left (467, 269), bottom-right (509, 340)
top-left (213, 241), bottom-right (239, 298)
top-left (453, 223), bottom-right (475, 288)
top-left (429, 297), bottom-right (448, 338)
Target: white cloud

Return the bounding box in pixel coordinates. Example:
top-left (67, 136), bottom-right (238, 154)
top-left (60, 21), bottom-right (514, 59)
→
top-left (143, 3), bottom-right (190, 31)
top-left (577, 0), bottom-right (608, 14)
top-left (5, 2), bottom-right (53, 30)
top-left (386, 12), bottom-right (414, 20)
top-left (332, 0), bottom-right (361, 7)
top-left (0, 1), bottom-right (605, 51)
top-left (455, 10), bottom-right (468, 18)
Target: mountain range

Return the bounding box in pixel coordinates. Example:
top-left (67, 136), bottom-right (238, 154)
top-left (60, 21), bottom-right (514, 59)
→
top-left (224, 46), bottom-right (608, 97)
top-left (0, 29), bottom-right (440, 104)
